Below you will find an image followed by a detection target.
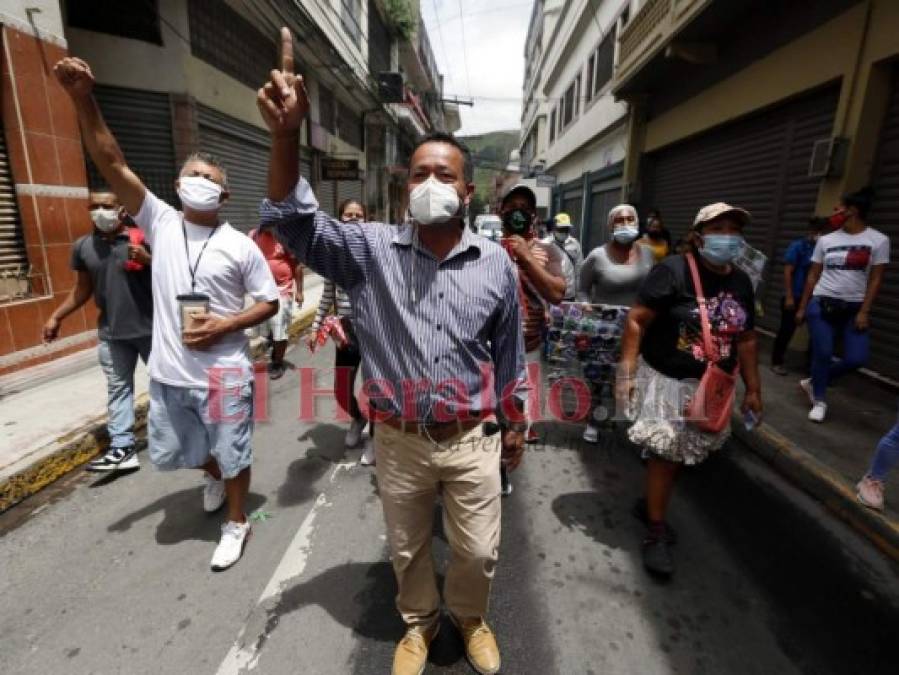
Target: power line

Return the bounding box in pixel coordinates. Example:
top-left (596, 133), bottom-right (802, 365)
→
top-left (429, 0), bottom-right (456, 93)
top-left (456, 0), bottom-right (474, 99)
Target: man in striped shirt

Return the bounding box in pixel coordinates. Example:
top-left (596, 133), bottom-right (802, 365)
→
top-left (257, 30), bottom-right (526, 675)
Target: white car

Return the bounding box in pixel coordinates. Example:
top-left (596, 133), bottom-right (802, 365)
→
top-left (474, 214), bottom-right (503, 242)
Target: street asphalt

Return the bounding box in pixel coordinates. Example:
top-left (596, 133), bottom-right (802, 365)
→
top-left (2, 341), bottom-right (898, 675)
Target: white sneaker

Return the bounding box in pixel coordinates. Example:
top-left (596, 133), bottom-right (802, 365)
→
top-left (808, 401), bottom-right (828, 423)
top-left (203, 473), bottom-right (226, 513)
top-left (582, 426), bottom-right (600, 444)
top-left (210, 520), bottom-right (251, 571)
top-left (799, 378), bottom-right (815, 406)
top-left (359, 439), bottom-right (376, 466)
top-left (345, 418), bottom-right (365, 448)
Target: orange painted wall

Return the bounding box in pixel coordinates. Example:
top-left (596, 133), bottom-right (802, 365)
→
top-left (1, 26), bottom-right (97, 375)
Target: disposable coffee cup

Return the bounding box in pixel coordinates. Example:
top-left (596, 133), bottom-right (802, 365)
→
top-left (177, 293), bottom-right (210, 340)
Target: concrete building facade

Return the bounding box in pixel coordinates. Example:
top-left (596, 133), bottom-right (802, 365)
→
top-left (0, 0), bottom-right (457, 375)
top-left (614, 0), bottom-right (899, 380)
top-left (520, 0), bottom-right (633, 254)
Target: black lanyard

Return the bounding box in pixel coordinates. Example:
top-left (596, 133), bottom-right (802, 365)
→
top-left (182, 219), bottom-right (218, 292)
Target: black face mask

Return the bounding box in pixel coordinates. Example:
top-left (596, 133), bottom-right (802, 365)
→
top-left (503, 209), bottom-right (532, 236)
top-left (648, 230), bottom-right (663, 240)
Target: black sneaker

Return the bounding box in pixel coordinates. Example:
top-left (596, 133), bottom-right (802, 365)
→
top-left (268, 361), bottom-right (286, 380)
top-left (500, 465), bottom-right (513, 497)
top-left (87, 446), bottom-right (139, 472)
top-left (642, 523), bottom-right (675, 578)
top-left (632, 498), bottom-right (677, 544)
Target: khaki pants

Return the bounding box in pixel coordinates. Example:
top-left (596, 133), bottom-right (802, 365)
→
top-left (375, 422), bottom-right (502, 628)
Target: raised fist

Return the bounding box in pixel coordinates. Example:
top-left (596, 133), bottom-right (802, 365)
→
top-left (53, 57), bottom-right (95, 99)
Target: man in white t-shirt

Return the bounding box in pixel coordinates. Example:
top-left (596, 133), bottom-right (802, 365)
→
top-left (55, 57), bottom-right (279, 571)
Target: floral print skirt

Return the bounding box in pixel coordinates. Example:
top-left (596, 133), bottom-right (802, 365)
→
top-left (627, 357), bottom-right (731, 465)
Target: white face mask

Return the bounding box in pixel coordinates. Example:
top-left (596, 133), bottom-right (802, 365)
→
top-left (178, 176), bottom-right (223, 213)
top-left (612, 225), bottom-right (639, 245)
top-left (408, 176), bottom-right (460, 226)
top-left (90, 208), bottom-right (119, 233)
top-left (554, 230), bottom-right (569, 243)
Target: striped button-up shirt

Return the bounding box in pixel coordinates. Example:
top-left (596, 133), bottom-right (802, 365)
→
top-left (260, 178), bottom-right (527, 422)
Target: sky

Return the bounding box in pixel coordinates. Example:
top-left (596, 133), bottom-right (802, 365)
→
top-left (420, 0), bottom-right (532, 137)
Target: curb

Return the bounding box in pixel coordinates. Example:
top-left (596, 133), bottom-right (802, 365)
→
top-left (731, 413), bottom-right (899, 562)
top-left (0, 308), bottom-right (316, 513)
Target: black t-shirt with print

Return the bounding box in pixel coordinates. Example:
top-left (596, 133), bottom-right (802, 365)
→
top-left (637, 254), bottom-right (755, 381)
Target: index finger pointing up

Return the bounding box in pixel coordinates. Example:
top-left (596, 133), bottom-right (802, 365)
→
top-left (280, 27), bottom-right (294, 74)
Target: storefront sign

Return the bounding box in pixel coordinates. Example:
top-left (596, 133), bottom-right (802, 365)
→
top-left (321, 158), bottom-right (360, 181)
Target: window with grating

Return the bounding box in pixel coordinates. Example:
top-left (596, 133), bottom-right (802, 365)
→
top-left (337, 102), bottom-right (363, 149)
top-left (368, 0), bottom-right (392, 76)
top-left (319, 86), bottom-right (336, 134)
top-left (594, 29), bottom-right (615, 96)
top-left (0, 127), bottom-right (29, 302)
top-left (585, 53), bottom-right (595, 104)
top-left (550, 108), bottom-right (557, 143)
top-left (188, 0), bottom-right (275, 90)
top-left (67, 0), bottom-right (162, 44)
top-left (562, 81), bottom-right (575, 128)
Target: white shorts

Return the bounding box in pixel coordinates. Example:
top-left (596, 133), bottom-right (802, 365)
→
top-left (257, 295), bottom-right (294, 342)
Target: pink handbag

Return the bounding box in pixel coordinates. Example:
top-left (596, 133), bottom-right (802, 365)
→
top-left (684, 254), bottom-right (738, 434)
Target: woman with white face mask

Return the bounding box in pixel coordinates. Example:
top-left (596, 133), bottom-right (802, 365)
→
top-left (577, 204), bottom-right (654, 445)
top-left (578, 204), bottom-right (654, 307)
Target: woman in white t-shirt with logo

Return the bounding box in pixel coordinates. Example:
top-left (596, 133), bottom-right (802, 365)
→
top-left (796, 188), bottom-right (889, 422)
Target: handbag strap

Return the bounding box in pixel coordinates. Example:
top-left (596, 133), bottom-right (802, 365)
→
top-left (686, 253), bottom-right (718, 362)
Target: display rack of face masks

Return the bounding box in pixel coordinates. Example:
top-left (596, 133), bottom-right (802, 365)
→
top-left (544, 302), bottom-right (628, 395)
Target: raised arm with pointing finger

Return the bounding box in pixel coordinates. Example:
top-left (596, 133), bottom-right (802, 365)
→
top-left (53, 58), bottom-right (146, 217)
top-left (259, 28), bottom-right (309, 202)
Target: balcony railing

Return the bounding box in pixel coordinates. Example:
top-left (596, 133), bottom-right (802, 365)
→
top-left (614, 0), bottom-right (709, 91)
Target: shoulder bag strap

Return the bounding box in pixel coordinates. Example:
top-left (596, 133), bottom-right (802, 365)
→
top-left (686, 253), bottom-right (717, 363)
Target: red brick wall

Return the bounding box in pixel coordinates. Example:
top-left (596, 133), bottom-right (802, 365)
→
top-left (1, 26), bottom-right (97, 373)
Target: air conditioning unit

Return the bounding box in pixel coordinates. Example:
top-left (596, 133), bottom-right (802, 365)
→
top-left (808, 137), bottom-right (848, 178)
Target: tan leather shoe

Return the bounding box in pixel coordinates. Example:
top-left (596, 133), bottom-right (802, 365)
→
top-left (452, 616), bottom-right (501, 675)
top-left (391, 622), bottom-right (440, 675)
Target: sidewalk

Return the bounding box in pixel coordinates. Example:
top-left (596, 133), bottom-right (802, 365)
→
top-left (0, 274), bottom-right (324, 512)
top-left (732, 334), bottom-right (899, 559)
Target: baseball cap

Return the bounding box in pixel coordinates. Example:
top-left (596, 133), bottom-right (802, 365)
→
top-left (693, 202), bottom-right (751, 230)
top-left (501, 184), bottom-right (537, 209)
top-left (554, 213), bottom-right (572, 228)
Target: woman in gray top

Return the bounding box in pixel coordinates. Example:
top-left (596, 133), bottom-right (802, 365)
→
top-left (578, 204), bottom-right (654, 306)
top-left (578, 204), bottom-right (654, 444)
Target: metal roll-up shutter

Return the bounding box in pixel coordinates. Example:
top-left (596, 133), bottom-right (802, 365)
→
top-left (336, 180), bottom-right (363, 212)
top-left (643, 84), bottom-right (839, 328)
top-left (317, 179), bottom-right (337, 218)
top-left (197, 106), bottom-right (270, 232)
top-left (866, 65), bottom-right (899, 380)
top-left (301, 157), bottom-right (313, 186)
top-left (586, 183), bottom-right (621, 254)
top-left (0, 128), bottom-right (27, 300)
top-left (561, 179), bottom-right (583, 237)
top-left (89, 85), bottom-right (176, 205)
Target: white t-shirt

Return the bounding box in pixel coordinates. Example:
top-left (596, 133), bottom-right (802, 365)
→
top-left (134, 191), bottom-right (279, 388)
top-left (811, 227), bottom-right (890, 303)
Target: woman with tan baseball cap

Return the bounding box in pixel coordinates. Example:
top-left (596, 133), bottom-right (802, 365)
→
top-left (616, 202), bottom-right (763, 578)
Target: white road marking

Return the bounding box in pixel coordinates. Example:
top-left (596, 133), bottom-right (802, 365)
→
top-left (215, 464), bottom-right (352, 675)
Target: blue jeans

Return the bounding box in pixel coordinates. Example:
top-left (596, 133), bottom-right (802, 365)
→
top-left (869, 405), bottom-right (899, 481)
top-left (98, 337), bottom-right (152, 449)
top-left (806, 297), bottom-right (869, 402)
